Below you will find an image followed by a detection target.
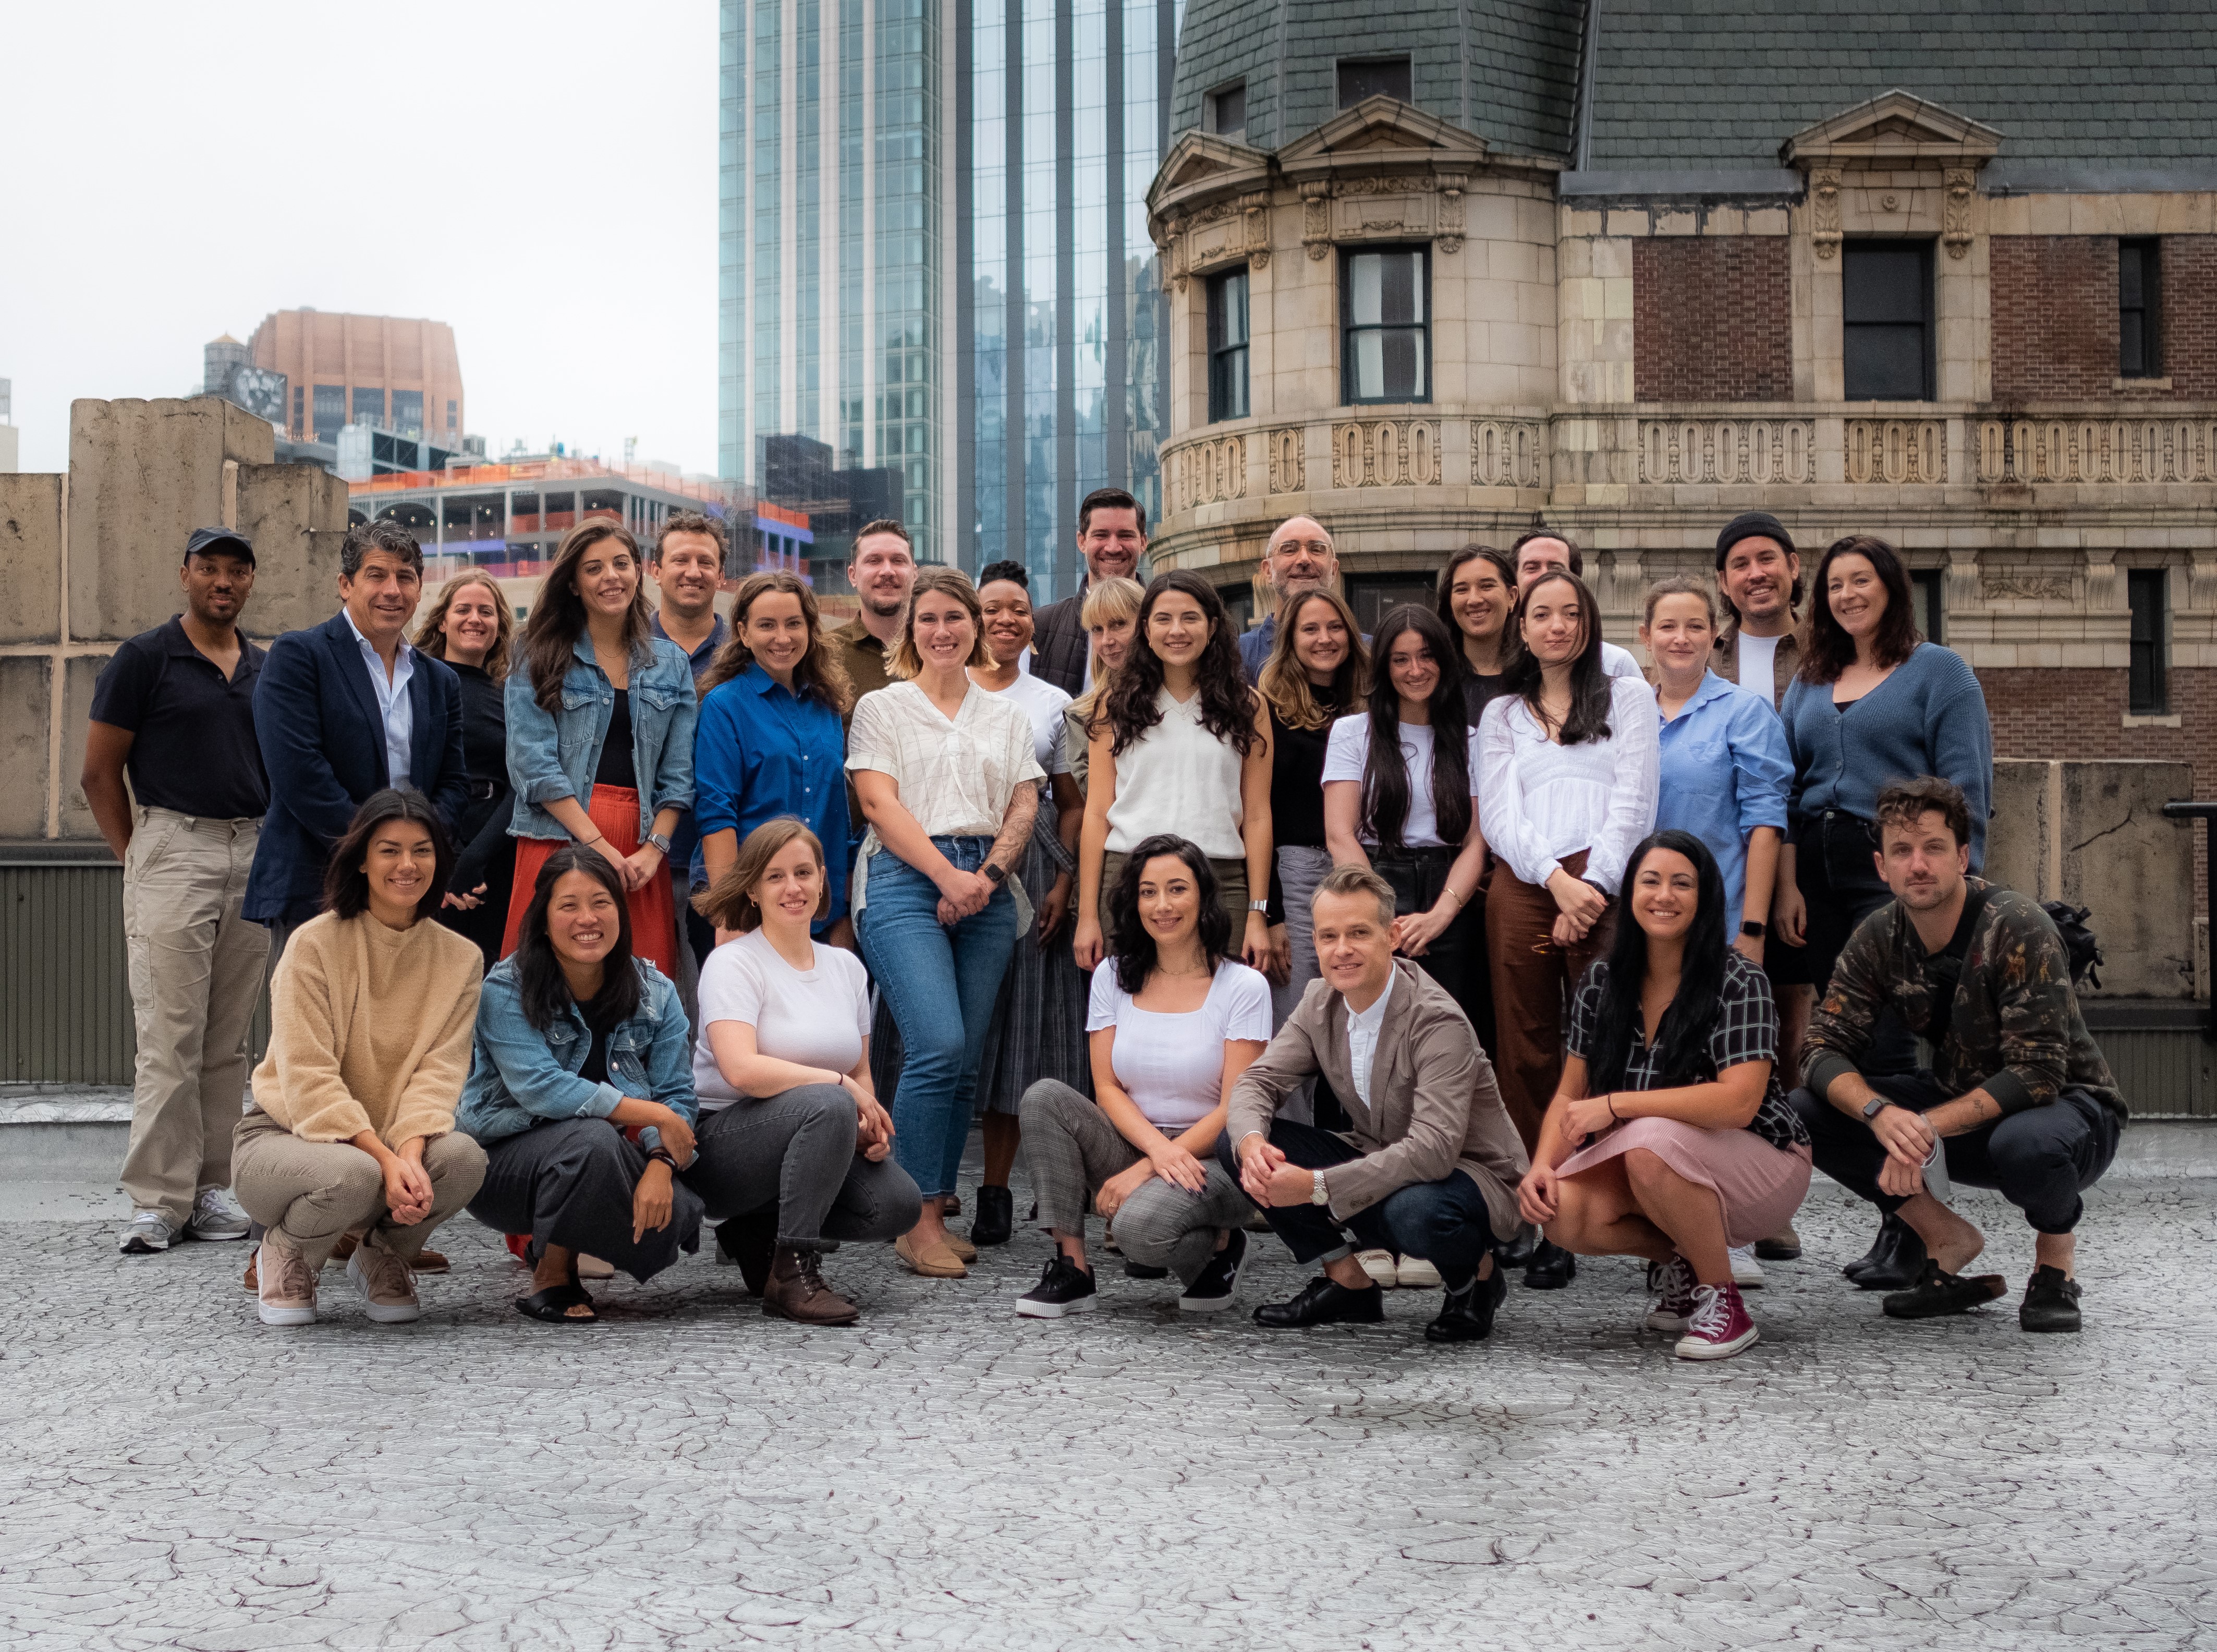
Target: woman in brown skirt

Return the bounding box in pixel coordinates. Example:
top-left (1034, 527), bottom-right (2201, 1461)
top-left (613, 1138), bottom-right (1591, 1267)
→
top-left (1517, 830), bottom-right (1811, 1363)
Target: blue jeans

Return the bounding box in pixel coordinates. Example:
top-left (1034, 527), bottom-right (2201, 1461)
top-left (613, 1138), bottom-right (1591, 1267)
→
top-left (855, 838), bottom-right (1020, 1201)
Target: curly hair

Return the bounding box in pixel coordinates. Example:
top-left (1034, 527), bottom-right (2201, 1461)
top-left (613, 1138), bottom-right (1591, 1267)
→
top-left (1101, 570), bottom-right (1259, 760)
top-left (1107, 834), bottom-right (1229, 994)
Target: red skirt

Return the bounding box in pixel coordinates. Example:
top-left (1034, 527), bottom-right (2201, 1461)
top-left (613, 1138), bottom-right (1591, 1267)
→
top-left (500, 783), bottom-right (679, 980)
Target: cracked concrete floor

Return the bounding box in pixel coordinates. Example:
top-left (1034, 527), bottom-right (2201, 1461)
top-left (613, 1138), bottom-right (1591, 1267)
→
top-left (2, 1162), bottom-right (2212, 1650)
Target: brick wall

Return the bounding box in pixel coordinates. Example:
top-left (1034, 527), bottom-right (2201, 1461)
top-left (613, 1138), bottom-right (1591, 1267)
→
top-left (1632, 238), bottom-right (1792, 402)
top-left (1991, 234), bottom-right (2217, 400)
top-left (2164, 236), bottom-right (2217, 396)
top-left (1978, 665), bottom-right (2214, 908)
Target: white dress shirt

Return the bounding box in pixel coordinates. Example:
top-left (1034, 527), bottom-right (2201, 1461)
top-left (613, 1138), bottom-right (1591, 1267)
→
top-left (346, 611), bottom-right (416, 791)
top-left (1477, 675), bottom-right (1661, 895)
top-left (1343, 964), bottom-right (1396, 1110)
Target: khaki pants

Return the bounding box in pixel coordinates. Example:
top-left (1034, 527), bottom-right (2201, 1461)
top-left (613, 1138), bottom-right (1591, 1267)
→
top-left (232, 1109), bottom-right (486, 1271)
top-left (119, 808), bottom-right (270, 1225)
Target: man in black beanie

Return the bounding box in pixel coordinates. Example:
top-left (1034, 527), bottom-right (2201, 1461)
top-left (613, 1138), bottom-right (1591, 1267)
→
top-left (1712, 511), bottom-right (1801, 712)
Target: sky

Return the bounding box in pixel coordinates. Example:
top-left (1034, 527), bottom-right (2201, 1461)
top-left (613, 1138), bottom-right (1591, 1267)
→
top-left (0, 1), bottom-right (718, 477)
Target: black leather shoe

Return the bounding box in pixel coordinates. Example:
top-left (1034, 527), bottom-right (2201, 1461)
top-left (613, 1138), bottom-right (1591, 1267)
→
top-left (1425, 1264), bottom-right (1508, 1343)
top-left (1882, 1258), bottom-right (2007, 1319)
top-left (1124, 1259), bottom-right (1170, 1280)
top-left (714, 1207), bottom-right (778, 1298)
top-left (2019, 1265), bottom-right (2082, 1332)
top-left (1851, 1213), bottom-right (1928, 1292)
top-left (1497, 1226), bottom-right (1539, 1269)
top-left (1843, 1212), bottom-right (1903, 1281)
top-left (970, 1184), bottom-right (1015, 1248)
top-left (1753, 1224), bottom-right (1802, 1262)
top-left (1253, 1274), bottom-right (1385, 1329)
top-left (1522, 1238), bottom-right (1577, 1290)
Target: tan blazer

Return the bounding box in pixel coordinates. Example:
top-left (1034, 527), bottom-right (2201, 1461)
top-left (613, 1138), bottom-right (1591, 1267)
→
top-left (1712, 621), bottom-right (1802, 706)
top-left (1227, 959), bottom-right (1530, 1240)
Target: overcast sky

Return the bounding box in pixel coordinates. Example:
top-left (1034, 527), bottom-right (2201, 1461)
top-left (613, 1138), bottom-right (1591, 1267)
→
top-left (1, 2), bottom-right (717, 477)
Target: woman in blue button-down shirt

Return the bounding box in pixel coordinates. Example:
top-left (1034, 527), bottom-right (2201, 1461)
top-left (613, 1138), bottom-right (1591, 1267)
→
top-left (503, 520), bottom-right (698, 979)
top-left (692, 572), bottom-right (852, 939)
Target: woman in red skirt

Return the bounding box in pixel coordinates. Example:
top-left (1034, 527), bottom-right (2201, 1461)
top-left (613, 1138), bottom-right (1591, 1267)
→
top-left (501, 519), bottom-right (698, 979)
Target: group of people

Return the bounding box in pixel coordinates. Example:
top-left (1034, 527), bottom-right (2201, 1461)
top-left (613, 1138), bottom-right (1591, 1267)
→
top-left (85, 489), bottom-right (2124, 1351)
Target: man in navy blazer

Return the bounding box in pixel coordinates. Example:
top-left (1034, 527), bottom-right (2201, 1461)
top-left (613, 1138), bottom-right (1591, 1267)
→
top-left (243, 521), bottom-right (469, 936)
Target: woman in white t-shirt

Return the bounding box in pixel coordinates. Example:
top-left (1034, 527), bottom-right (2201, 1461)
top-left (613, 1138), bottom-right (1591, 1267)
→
top-left (1014, 835), bottom-right (1271, 1319)
top-left (685, 818), bottom-right (921, 1325)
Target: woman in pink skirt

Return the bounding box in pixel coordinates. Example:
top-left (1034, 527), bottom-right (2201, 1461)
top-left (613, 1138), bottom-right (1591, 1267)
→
top-left (1517, 829), bottom-right (1811, 1361)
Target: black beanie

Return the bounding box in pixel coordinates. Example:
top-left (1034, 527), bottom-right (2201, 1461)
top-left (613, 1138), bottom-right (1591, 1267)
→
top-left (1714, 512), bottom-right (1794, 568)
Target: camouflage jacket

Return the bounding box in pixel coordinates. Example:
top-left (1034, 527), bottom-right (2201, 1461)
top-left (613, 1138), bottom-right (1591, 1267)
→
top-left (1804, 879), bottom-right (2127, 1121)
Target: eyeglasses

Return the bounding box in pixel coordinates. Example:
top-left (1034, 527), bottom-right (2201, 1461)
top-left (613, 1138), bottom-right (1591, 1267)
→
top-left (1273, 540), bottom-right (1333, 561)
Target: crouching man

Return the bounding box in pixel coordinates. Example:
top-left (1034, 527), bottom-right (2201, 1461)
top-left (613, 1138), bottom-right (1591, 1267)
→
top-left (1221, 866), bottom-right (1529, 1343)
top-left (1793, 777), bottom-right (2125, 1332)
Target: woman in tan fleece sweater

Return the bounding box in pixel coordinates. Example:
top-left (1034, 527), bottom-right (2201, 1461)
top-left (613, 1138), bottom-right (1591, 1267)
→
top-left (234, 789), bottom-right (488, 1328)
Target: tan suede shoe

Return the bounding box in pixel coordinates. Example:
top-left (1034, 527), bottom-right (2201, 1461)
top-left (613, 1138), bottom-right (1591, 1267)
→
top-left (895, 1232), bottom-right (968, 1278)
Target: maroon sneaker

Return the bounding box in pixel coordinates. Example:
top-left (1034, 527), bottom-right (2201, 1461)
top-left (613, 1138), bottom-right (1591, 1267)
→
top-left (1645, 1254), bottom-right (1699, 1332)
top-left (1675, 1283), bottom-right (1759, 1361)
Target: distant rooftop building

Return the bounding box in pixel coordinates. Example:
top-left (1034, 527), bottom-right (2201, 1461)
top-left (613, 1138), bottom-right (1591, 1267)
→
top-left (202, 335), bottom-right (250, 396)
top-left (250, 309), bottom-right (466, 446)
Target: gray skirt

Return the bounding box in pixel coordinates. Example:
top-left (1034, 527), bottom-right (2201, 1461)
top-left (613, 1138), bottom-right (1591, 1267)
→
top-left (975, 792), bottom-right (1091, 1115)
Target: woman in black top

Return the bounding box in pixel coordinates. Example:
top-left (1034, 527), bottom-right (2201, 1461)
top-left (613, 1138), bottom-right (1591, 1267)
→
top-left (1435, 543), bottom-right (1520, 725)
top-left (416, 572), bottom-right (517, 967)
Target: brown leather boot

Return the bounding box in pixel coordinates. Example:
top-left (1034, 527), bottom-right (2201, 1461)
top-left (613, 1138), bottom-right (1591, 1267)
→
top-left (762, 1247), bottom-right (859, 1326)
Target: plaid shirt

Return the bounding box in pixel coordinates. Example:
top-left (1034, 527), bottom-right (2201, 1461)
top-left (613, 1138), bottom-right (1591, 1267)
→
top-left (1568, 952), bottom-right (1809, 1152)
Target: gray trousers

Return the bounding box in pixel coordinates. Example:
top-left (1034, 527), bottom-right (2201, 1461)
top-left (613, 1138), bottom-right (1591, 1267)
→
top-left (1269, 845), bottom-right (1334, 1126)
top-left (683, 1084), bottom-right (922, 1252)
top-left (1019, 1078), bottom-right (1250, 1286)
top-left (469, 1117), bottom-right (704, 1283)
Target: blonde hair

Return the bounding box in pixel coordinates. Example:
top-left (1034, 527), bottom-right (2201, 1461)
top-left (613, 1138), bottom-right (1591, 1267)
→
top-left (1258, 588), bottom-right (1370, 731)
top-left (1071, 574), bottom-right (1145, 724)
top-left (692, 817), bottom-right (830, 932)
top-left (888, 566), bottom-right (993, 677)
top-left (415, 573), bottom-right (516, 679)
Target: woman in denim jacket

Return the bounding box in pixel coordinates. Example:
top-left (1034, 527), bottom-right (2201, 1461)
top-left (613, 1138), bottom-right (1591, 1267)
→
top-left (503, 520), bottom-right (697, 978)
top-left (461, 846), bottom-right (703, 1323)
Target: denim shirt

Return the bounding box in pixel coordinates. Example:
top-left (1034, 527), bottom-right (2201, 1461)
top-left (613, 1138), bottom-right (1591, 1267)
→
top-left (505, 633), bottom-right (698, 841)
top-left (457, 954), bottom-right (698, 1150)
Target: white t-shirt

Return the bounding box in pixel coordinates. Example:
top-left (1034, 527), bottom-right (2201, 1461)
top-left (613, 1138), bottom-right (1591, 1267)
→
top-left (1736, 633), bottom-right (1783, 711)
top-left (1085, 960), bottom-right (1274, 1131)
top-left (987, 670), bottom-right (1074, 774)
top-left (692, 929), bottom-right (872, 1113)
top-left (1319, 715), bottom-right (1482, 848)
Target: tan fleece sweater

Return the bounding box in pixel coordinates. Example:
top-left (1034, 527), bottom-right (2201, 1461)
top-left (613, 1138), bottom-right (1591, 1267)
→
top-left (250, 910), bottom-right (483, 1146)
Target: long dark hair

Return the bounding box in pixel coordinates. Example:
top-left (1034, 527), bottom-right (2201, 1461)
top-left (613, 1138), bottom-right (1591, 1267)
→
top-left (513, 845), bottom-right (642, 1032)
top-left (1102, 570), bottom-right (1260, 759)
top-left (1505, 568), bottom-right (1614, 746)
top-left (1583, 831), bottom-right (1730, 1094)
top-left (1797, 533), bottom-right (1921, 685)
top-left (1359, 605), bottom-right (1471, 850)
top-left (1107, 834), bottom-right (1230, 994)
top-left (520, 520), bottom-right (654, 713)
top-left (1434, 544), bottom-right (1521, 670)
top-left (323, 788), bottom-right (454, 922)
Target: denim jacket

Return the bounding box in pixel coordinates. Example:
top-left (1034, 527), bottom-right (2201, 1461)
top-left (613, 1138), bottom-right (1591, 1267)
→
top-left (457, 954), bottom-right (698, 1151)
top-left (505, 633), bottom-right (698, 841)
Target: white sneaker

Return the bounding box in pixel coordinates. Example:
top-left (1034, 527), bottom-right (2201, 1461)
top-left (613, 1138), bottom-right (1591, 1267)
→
top-left (255, 1240), bottom-right (318, 1327)
top-left (1729, 1244), bottom-right (1765, 1288)
top-left (1355, 1248), bottom-right (1399, 1288)
top-left (118, 1211), bottom-right (174, 1255)
top-left (184, 1186), bottom-right (251, 1242)
top-left (1394, 1254), bottom-right (1442, 1290)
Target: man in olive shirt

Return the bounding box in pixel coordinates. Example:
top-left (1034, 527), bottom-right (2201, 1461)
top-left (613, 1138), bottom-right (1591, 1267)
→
top-left (83, 528), bottom-right (270, 1256)
top-left (829, 518), bottom-right (918, 828)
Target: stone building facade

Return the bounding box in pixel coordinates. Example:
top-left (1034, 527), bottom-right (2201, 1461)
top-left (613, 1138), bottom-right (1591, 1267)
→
top-left (1143, 2), bottom-right (2216, 912)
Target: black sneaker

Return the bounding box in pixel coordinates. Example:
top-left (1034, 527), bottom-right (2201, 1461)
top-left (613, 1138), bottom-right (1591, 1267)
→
top-left (2019, 1265), bottom-right (2082, 1333)
top-left (1178, 1228), bottom-right (1246, 1314)
top-left (1015, 1255), bottom-right (1097, 1318)
top-left (1124, 1260), bottom-right (1170, 1280)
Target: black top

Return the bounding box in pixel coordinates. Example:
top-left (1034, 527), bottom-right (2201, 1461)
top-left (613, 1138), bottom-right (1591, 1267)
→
top-left (594, 688), bottom-right (638, 790)
top-left (1461, 671), bottom-right (1512, 727)
top-left (87, 616), bottom-right (268, 818)
top-left (1268, 698), bottom-right (1347, 850)
top-left (577, 990), bottom-right (626, 1087)
top-left (451, 662), bottom-right (507, 791)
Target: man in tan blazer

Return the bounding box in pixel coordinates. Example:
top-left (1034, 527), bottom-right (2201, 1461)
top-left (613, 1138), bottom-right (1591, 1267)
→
top-left (1222, 866), bottom-right (1529, 1342)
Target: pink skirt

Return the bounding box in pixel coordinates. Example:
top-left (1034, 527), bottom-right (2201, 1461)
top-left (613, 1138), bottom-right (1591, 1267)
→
top-left (1556, 1117), bottom-right (1812, 1247)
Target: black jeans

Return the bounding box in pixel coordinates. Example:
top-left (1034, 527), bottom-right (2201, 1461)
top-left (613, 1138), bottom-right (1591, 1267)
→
top-left (1787, 810), bottom-right (1914, 1074)
top-left (1216, 1119), bottom-right (1500, 1290)
top-left (1371, 844), bottom-right (1493, 1056)
top-left (1790, 1071), bottom-right (2121, 1234)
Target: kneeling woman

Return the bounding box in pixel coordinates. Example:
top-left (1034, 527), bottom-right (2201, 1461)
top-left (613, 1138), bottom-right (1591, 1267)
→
top-left (1517, 831), bottom-right (1811, 1361)
top-left (687, 819), bottom-right (920, 1325)
top-left (1016, 834), bottom-right (1271, 1318)
top-left (235, 789), bottom-right (488, 1328)
top-left (460, 847), bottom-right (704, 1323)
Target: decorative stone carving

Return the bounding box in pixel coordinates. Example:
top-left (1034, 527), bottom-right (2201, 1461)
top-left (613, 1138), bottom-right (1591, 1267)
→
top-left (1976, 417), bottom-right (2217, 485)
top-left (1330, 419), bottom-right (1441, 489)
top-left (1436, 173), bottom-right (1466, 254)
top-left (1943, 167), bottom-right (1975, 260)
top-left (1844, 418), bottom-right (1947, 484)
top-left (1469, 419), bottom-right (1546, 489)
top-left (1301, 182), bottom-right (1332, 260)
top-left (1162, 433), bottom-right (1248, 516)
top-left (1265, 426), bottom-right (1305, 495)
top-left (1980, 572), bottom-right (2073, 602)
top-left (1161, 210), bottom-right (1188, 293)
top-left (1636, 419), bottom-right (1816, 486)
top-left (1811, 168), bottom-right (1842, 260)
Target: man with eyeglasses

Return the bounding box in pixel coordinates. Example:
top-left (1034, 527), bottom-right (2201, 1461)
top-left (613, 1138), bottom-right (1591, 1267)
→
top-left (1238, 516), bottom-right (1357, 684)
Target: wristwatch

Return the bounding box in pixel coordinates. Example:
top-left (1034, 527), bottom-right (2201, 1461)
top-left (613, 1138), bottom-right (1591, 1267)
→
top-left (1249, 900), bottom-right (1271, 914)
top-left (1740, 919), bottom-right (1767, 938)
top-left (982, 863), bottom-right (1007, 885)
top-left (1309, 1170), bottom-right (1331, 1207)
top-left (1860, 1095), bottom-right (1894, 1122)
top-left (645, 831), bottom-right (673, 855)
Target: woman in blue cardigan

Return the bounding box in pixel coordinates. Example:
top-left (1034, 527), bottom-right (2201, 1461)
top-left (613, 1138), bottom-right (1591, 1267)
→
top-left (1773, 533), bottom-right (1992, 1288)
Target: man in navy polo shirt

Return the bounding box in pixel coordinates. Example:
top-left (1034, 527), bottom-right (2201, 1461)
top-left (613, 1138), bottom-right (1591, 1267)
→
top-left (83, 528), bottom-right (271, 1256)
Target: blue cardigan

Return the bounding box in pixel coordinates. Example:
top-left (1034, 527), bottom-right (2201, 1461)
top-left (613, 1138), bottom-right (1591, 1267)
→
top-left (1779, 642), bottom-right (1993, 868)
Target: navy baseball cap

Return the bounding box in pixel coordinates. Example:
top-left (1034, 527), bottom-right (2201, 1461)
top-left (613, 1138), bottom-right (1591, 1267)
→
top-left (184, 527), bottom-right (255, 565)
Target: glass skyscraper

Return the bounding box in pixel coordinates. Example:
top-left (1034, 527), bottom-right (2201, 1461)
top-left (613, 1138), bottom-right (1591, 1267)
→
top-left (720, 0), bottom-right (1176, 598)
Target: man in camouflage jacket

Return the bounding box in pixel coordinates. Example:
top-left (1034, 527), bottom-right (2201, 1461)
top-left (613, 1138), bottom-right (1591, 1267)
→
top-left (1793, 777), bottom-right (2123, 1333)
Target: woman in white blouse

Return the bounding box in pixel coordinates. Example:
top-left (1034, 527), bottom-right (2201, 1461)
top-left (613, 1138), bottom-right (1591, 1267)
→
top-left (1073, 571), bottom-right (1273, 975)
top-left (687, 818), bottom-right (917, 1324)
top-left (1015, 835), bottom-right (1271, 1318)
top-left (846, 567), bottom-right (1044, 1279)
top-left (1479, 569), bottom-right (1658, 1283)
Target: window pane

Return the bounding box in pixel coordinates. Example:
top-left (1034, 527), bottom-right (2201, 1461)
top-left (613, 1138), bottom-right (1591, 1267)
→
top-left (1843, 245), bottom-right (1929, 324)
top-left (1844, 324), bottom-right (1928, 400)
top-left (1212, 83), bottom-right (1245, 137)
top-left (1338, 56), bottom-right (1412, 107)
top-left (1380, 327), bottom-right (1424, 399)
top-left (1354, 330), bottom-right (1384, 400)
top-left (2119, 244), bottom-right (2145, 309)
top-left (1225, 271), bottom-right (1248, 347)
top-left (1350, 253), bottom-right (1383, 325)
top-left (1379, 251), bottom-right (1423, 324)
top-left (2121, 313), bottom-right (2147, 375)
